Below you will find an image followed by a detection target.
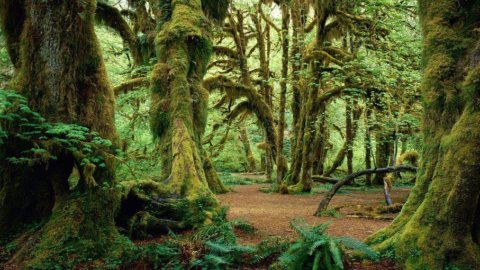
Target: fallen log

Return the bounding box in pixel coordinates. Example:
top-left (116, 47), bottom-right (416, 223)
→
top-left (311, 175), bottom-right (339, 184)
top-left (314, 165), bottom-right (417, 216)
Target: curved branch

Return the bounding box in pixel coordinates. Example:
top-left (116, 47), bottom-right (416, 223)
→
top-left (204, 75), bottom-right (277, 160)
top-left (315, 165), bottom-right (418, 215)
top-left (213, 46), bottom-right (238, 59)
top-left (258, 5), bottom-right (281, 33)
top-left (114, 77), bottom-right (149, 95)
top-left (96, 2), bottom-right (142, 65)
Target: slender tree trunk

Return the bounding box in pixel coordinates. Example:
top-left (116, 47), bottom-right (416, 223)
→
top-left (373, 129), bottom-right (392, 184)
top-left (253, 9), bottom-right (274, 180)
top-left (346, 98), bottom-right (354, 174)
top-left (276, 1), bottom-right (290, 183)
top-left (288, 1), bottom-right (305, 163)
top-left (323, 107), bottom-right (362, 177)
top-left (365, 105), bottom-right (373, 185)
top-left (367, 2), bottom-right (480, 269)
top-left (239, 127), bottom-right (257, 173)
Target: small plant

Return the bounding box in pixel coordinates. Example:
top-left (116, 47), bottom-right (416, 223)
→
top-left (275, 218), bottom-right (377, 270)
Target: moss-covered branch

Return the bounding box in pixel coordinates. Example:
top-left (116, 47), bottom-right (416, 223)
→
top-left (96, 2), bottom-right (143, 66)
top-left (315, 165), bottom-right (418, 215)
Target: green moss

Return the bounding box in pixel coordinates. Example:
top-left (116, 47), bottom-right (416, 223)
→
top-left (148, 0), bottom-right (228, 227)
top-left (367, 1), bottom-right (480, 269)
top-left (12, 190), bottom-right (136, 269)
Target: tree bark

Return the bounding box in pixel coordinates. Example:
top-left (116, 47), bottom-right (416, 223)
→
top-left (345, 98), bottom-right (354, 174)
top-left (367, 2), bottom-right (480, 269)
top-left (276, 1), bottom-right (290, 183)
top-left (149, 0), bottom-right (224, 218)
top-left (365, 105), bottom-right (373, 185)
top-left (239, 127), bottom-right (257, 173)
top-left (0, 0), bottom-right (129, 267)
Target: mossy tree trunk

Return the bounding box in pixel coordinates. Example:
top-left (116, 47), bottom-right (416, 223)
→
top-left (364, 104), bottom-right (373, 185)
top-left (345, 98), bottom-right (354, 174)
top-left (373, 129), bottom-right (393, 185)
top-left (276, 1), bottom-right (290, 183)
top-left (252, 8), bottom-right (275, 180)
top-left (0, 0), bottom-right (130, 267)
top-left (150, 0), bottom-right (228, 213)
top-left (239, 127), bottom-right (257, 173)
top-left (367, 1), bottom-right (480, 269)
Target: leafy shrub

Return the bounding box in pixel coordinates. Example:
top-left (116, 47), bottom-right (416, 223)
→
top-left (0, 89), bottom-right (115, 172)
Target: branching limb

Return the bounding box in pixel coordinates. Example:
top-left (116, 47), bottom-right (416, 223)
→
top-left (315, 165), bottom-right (417, 215)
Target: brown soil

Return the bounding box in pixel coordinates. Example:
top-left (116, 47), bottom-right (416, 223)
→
top-left (217, 184), bottom-right (410, 244)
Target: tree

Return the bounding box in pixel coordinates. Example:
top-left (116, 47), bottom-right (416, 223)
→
top-left (149, 0), bottom-right (229, 218)
top-left (0, 0), bottom-right (132, 267)
top-left (367, 1), bottom-right (480, 268)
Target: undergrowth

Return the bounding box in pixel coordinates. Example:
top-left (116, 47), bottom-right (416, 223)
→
top-left (273, 218), bottom-right (378, 270)
top-left (125, 208), bottom-right (289, 269)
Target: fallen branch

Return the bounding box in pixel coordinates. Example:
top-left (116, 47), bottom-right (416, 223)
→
top-left (314, 165), bottom-right (417, 216)
top-left (311, 175), bottom-right (339, 184)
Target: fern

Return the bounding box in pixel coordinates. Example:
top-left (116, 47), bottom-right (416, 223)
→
top-left (276, 218), bottom-right (378, 270)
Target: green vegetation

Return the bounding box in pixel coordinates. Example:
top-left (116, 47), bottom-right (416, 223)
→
top-left (275, 219), bottom-right (377, 270)
top-left (0, 0), bottom-right (478, 269)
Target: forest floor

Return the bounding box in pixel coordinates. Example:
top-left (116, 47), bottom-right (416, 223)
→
top-left (218, 182), bottom-right (411, 244)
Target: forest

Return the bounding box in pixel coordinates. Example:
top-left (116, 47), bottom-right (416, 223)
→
top-left (0, 0), bottom-right (479, 269)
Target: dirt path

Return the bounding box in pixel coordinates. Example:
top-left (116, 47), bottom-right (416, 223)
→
top-left (218, 184), bottom-right (410, 244)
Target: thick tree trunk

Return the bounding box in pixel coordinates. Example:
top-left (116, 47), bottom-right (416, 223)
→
top-left (0, 0), bottom-right (129, 267)
top-left (150, 0), bottom-right (222, 218)
top-left (367, 2), bottom-right (480, 269)
top-left (312, 108), bottom-right (328, 175)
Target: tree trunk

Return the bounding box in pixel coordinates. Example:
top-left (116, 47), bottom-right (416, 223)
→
top-left (252, 9), bottom-right (274, 181)
top-left (373, 129), bottom-right (392, 185)
top-left (365, 105), bottom-right (373, 185)
top-left (276, 1), bottom-right (290, 183)
top-left (323, 106), bottom-right (362, 177)
top-left (312, 107), bottom-right (328, 175)
top-left (239, 127), bottom-right (257, 173)
top-left (367, 2), bottom-right (480, 269)
top-left (0, 0), bottom-right (130, 267)
top-left (149, 0), bottom-right (223, 217)
top-left (345, 98), bottom-right (354, 174)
